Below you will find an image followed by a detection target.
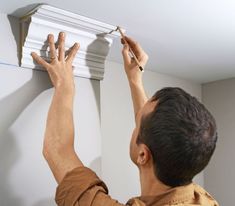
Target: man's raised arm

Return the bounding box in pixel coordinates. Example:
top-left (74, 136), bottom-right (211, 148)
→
top-left (31, 32), bottom-right (82, 183)
top-left (121, 36), bottom-right (149, 123)
top-left (31, 32), bottom-right (125, 206)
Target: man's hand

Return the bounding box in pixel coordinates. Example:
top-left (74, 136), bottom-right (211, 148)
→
top-left (121, 36), bottom-right (149, 83)
top-left (31, 32), bottom-right (79, 94)
top-left (121, 36), bottom-right (149, 121)
top-left (31, 32), bottom-right (83, 184)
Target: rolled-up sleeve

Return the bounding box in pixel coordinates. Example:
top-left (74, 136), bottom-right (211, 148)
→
top-left (55, 167), bottom-right (125, 206)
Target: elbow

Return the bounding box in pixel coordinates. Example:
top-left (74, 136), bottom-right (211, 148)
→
top-left (42, 139), bottom-right (57, 161)
top-left (42, 138), bottom-right (75, 161)
top-left (42, 143), bottom-right (51, 160)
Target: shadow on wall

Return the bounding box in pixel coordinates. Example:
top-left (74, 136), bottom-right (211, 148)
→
top-left (84, 34), bottom-right (111, 178)
top-left (1, 9), bottom-right (54, 206)
top-left (7, 15), bottom-right (20, 65)
top-left (89, 157), bottom-right (102, 178)
top-left (32, 198), bottom-right (56, 206)
top-left (0, 70), bottom-right (52, 206)
top-left (8, 3), bottom-right (41, 65)
top-left (0, 130), bottom-right (22, 206)
top-left (85, 33), bottom-right (112, 119)
top-left (0, 7), bottom-right (106, 205)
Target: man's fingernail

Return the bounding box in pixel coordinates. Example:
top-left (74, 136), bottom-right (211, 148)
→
top-left (75, 43), bottom-right (80, 48)
top-left (48, 34), bottom-right (53, 40)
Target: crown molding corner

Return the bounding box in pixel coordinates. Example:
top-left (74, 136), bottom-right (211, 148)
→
top-left (20, 4), bottom-right (122, 80)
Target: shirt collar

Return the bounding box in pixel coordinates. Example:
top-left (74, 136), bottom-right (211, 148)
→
top-left (127, 183), bottom-right (195, 206)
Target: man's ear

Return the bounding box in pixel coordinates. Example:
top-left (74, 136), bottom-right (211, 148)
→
top-left (137, 144), bottom-right (151, 165)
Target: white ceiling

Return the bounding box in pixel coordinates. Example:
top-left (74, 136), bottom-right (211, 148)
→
top-left (1, 0), bottom-right (235, 83)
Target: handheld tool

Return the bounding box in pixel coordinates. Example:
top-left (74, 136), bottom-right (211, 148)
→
top-left (116, 26), bottom-right (144, 72)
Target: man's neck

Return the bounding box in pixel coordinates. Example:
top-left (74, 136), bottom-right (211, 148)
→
top-left (139, 168), bottom-right (171, 196)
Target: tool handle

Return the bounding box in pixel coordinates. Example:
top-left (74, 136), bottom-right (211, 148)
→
top-left (117, 26), bottom-right (144, 72)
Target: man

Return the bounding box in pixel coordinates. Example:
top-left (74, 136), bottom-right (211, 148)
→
top-left (31, 32), bottom-right (219, 206)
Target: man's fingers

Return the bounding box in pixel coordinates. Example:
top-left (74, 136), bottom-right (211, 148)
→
top-left (66, 43), bottom-right (80, 64)
top-left (31, 52), bottom-right (50, 69)
top-left (48, 34), bottom-right (57, 62)
top-left (121, 38), bottom-right (126, 45)
top-left (124, 36), bottom-right (142, 57)
top-left (58, 32), bottom-right (66, 61)
top-left (122, 44), bottom-right (131, 65)
top-left (124, 36), bottom-right (137, 46)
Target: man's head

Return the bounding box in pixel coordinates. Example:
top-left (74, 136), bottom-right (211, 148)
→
top-left (130, 87), bottom-right (218, 187)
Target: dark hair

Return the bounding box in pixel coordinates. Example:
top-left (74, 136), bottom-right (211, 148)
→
top-left (137, 87), bottom-right (218, 187)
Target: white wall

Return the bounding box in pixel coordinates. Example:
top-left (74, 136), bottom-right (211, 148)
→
top-left (0, 14), bottom-right (19, 65)
top-left (203, 78), bottom-right (235, 206)
top-left (101, 61), bottom-right (202, 203)
top-left (0, 12), bottom-right (206, 206)
top-left (0, 14), bottom-right (101, 206)
top-left (0, 66), bottom-right (102, 206)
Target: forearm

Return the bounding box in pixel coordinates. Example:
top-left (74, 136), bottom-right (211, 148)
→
top-left (121, 35), bottom-right (149, 123)
top-left (128, 78), bottom-right (148, 123)
top-left (43, 88), bottom-right (83, 183)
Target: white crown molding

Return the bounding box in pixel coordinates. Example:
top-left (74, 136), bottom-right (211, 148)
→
top-left (20, 4), bottom-right (122, 80)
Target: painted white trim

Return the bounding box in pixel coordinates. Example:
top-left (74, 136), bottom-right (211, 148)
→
top-left (20, 4), bottom-right (122, 80)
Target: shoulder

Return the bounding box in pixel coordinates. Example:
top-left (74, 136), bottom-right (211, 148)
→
top-left (193, 183), bottom-right (219, 206)
top-left (127, 198), bottom-right (146, 206)
top-left (56, 166), bottom-right (128, 206)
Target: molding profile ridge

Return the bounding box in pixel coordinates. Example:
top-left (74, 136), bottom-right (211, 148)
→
top-left (20, 4), bottom-right (122, 80)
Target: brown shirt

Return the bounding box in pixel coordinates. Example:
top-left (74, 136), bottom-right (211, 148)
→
top-left (55, 167), bottom-right (219, 206)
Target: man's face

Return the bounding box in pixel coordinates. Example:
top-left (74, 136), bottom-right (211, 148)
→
top-left (129, 100), bottom-right (157, 165)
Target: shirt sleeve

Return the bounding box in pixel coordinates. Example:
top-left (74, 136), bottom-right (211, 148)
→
top-left (55, 166), bottom-right (125, 206)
